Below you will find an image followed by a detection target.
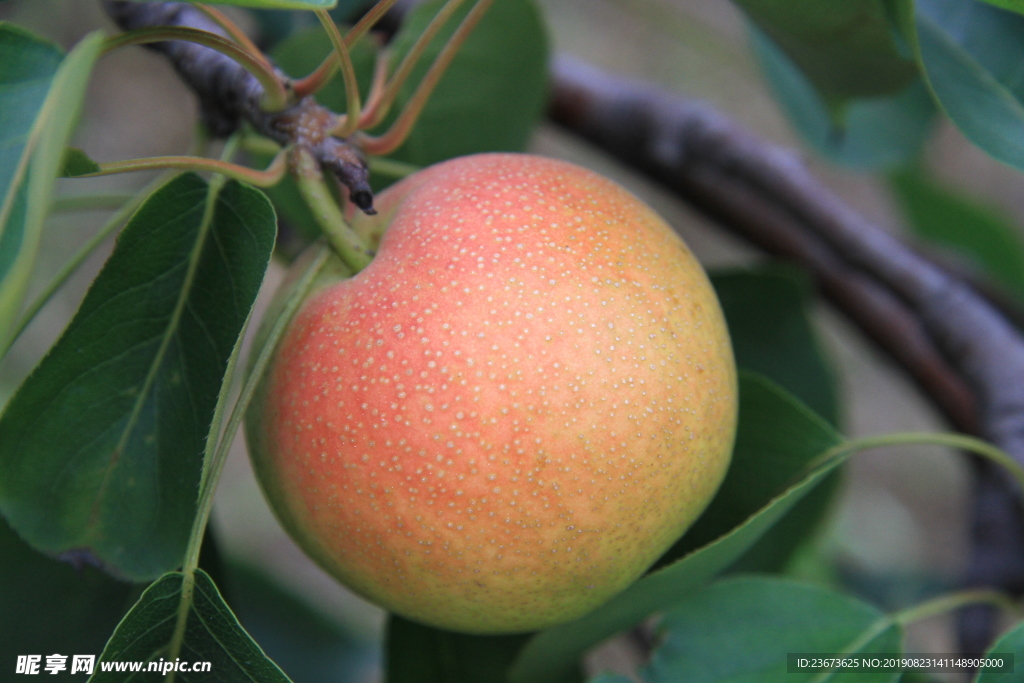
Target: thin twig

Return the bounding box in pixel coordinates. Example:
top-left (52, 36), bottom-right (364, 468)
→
top-left (103, 0), bottom-right (375, 213)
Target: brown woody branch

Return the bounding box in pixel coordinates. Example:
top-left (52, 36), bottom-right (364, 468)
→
top-left (548, 55), bottom-right (1024, 654)
top-left (103, 0), bottom-right (376, 213)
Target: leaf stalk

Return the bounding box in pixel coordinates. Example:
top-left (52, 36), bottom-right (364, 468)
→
top-left (315, 10), bottom-right (363, 137)
top-left (102, 26), bottom-right (291, 111)
top-left (73, 150), bottom-right (288, 187)
top-left (360, 0), bottom-right (496, 155)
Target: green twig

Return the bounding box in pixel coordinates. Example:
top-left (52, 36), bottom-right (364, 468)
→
top-left (292, 148), bottom-right (374, 272)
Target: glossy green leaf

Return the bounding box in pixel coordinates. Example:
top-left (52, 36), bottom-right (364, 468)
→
top-left (0, 516), bottom-right (137, 672)
top-left (509, 375), bottom-right (844, 683)
top-left (900, 0), bottom-right (1024, 172)
top-left (729, 472), bottom-right (841, 575)
top-left (0, 174), bottom-right (276, 581)
top-left (751, 26), bottom-right (935, 170)
top-left (642, 576), bottom-right (901, 683)
top-left (91, 569), bottom-right (292, 682)
top-left (0, 28), bottom-right (100, 355)
top-left (976, 0), bottom-right (1024, 15)
top-left (712, 266), bottom-right (839, 425)
top-left (974, 618), bottom-right (1024, 683)
top-left (654, 374), bottom-right (838, 568)
top-left (889, 166), bottom-right (1024, 300)
top-left (225, 562), bottom-right (377, 683)
top-left (379, 0), bottom-right (548, 167)
top-left (385, 615), bottom-right (546, 683)
top-left (60, 146), bottom-right (101, 177)
top-left (710, 267), bottom-right (842, 572)
top-left (0, 24), bottom-right (61, 206)
top-left (732, 0), bottom-right (918, 104)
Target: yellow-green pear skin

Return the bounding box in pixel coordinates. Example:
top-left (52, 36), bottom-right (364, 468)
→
top-left (246, 153), bottom-right (738, 634)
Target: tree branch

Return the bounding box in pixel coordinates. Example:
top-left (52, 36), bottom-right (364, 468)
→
top-left (103, 0), bottom-right (376, 213)
top-left (548, 54), bottom-right (1024, 654)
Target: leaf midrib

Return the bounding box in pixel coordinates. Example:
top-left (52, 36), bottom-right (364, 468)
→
top-left (87, 179), bottom-right (228, 536)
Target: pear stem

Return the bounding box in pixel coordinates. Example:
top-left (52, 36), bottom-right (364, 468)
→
top-left (292, 148), bottom-right (375, 273)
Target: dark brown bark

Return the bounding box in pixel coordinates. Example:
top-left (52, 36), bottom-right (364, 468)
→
top-left (548, 55), bottom-right (1024, 654)
top-left (103, 0), bottom-right (376, 213)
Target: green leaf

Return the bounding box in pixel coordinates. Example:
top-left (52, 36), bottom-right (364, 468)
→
top-left (0, 515), bottom-right (137, 671)
top-left (509, 374), bottom-right (844, 683)
top-left (974, 619), bottom-right (1024, 683)
top-left (712, 266), bottom-right (839, 426)
top-left (900, 673), bottom-right (942, 683)
top-left (385, 615), bottom-right (549, 683)
top-left (900, 0), bottom-right (1024, 172)
top-left (90, 569), bottom-right (292, 682)
top-left (60, 146), bottom-right (101, 177)
top-left (225, 561), bottom-right (377, 683)
top-left (889, 166), bottom-right (1024, 300)
top-left (710, 267), bottom-right (843, 573)
top-left (731, 0), bottom-right (918, 104)
top-left (379, 0), bottom-right (549, 167)
top-left (0, 174), bottom-right (276, 581)
top-left (0, 27), bottom-right (101, 355)
top-left (654, 374), bottom-right (839, 567)
top-left (751, 26), bottom-right (935, 170)
top-left (0, 24), bottom-right (61, 201)
top-left (976, 0), bottom-right (1024, 15)
top-left (900, 673), bottom-right (943, 683)
top-left (641, 576), bottom-right (901, 683)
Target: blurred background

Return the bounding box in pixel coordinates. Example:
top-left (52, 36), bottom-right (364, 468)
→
top-left (5, 0), bottom-right (1024, 680)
